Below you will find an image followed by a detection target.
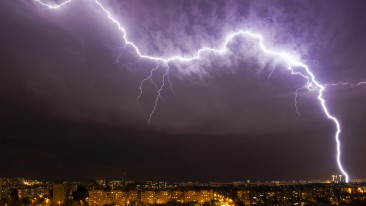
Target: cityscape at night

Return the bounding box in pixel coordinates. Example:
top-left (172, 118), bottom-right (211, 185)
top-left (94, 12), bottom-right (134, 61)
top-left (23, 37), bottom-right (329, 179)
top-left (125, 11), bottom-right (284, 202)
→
top-left (1, 177), bottom-right (366, 205)
top-left (1, 0), bottom-right (366, 205)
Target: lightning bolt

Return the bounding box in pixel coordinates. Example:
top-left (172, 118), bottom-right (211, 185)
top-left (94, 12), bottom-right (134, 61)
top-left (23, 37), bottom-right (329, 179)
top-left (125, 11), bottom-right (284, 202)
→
top-left (294, 87), bottom-right (303, 117)
top-left (267, 63), bottom-right (277, 80)
top-left (148, 65), bottom-right (170, 126)
top-left (34, 0), bottom-right (72, 9)
top-left (166, 63), bottom-right (175, 95)
top-left (33, 0), bottom-right (366, 183)
top-left (325, 82), bottom-right (366, 87)
top-left (137, 61), bottom-right (160, 104)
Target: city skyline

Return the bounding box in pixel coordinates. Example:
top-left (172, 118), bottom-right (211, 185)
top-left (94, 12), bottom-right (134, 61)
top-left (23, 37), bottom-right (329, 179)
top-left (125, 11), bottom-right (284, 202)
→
top-left (1, 176), bottom-right (366, 205)
top-left (0, 0), bottom-right (366, 182)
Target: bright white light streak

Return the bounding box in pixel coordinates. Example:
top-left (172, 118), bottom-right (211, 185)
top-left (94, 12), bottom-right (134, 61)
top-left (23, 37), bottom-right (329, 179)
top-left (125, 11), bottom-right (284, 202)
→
top-left (34, 0), bottom-right (72, 9)
top-left (325, 82), bottom-right (366, 87)
top-left (148, 66), bottom-right (170, 126)
top-left (137, 61), bottom-right (160, 104)
top-left (294, 87), bottom-right (303, 117)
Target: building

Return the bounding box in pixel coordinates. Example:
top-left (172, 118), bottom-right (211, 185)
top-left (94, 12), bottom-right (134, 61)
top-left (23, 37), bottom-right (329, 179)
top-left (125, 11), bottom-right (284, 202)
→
top-left (141, 190), bottom-right (156, 204)
top-left (198, 190), bottom-right (214, 202)
top-left (88, 189), bottom-right (127, 205)
top-left (157, 191), bottom-right (170, 204)
top-left (171, 190), bottom-right (184, 202)
top-left (109, 180), bottom-right (122, 189)
top-left (332, 175), bottom-right (344, 183)
top-left (127, 190), bottom-right (138, 203)
top-left (185, 190), bottom-right (198, 202)
top-left (53, 184), bottom-right (65, 205)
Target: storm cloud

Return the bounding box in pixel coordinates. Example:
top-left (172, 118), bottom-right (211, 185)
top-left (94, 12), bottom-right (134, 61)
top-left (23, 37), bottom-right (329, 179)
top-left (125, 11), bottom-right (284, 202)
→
top-left (0, 0), bottom-right (365, 181)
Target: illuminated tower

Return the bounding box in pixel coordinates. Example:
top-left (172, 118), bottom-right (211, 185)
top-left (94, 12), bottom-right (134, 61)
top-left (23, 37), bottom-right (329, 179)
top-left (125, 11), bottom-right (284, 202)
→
top-left (53, 184), bottom-right (65, 205)
top-left (332, 175), bottom-right (337, 183)
top-left (332, 175), bottom-right (344, 183)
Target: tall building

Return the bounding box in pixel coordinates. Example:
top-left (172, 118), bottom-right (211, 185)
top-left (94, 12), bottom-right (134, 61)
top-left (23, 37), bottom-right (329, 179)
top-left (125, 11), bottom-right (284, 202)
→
top-left (53, 184), bottom-right (65, 205)
top-left (332, 175), bottom-right (344, 183)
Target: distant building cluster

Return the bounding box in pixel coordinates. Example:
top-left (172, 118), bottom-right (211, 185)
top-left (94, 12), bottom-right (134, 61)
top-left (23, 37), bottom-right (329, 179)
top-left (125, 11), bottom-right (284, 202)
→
top-left (0, 176), bottom-right (366, 205)
top-left (332, 174), bottom-right (345, 184)
top-left (0, 177), bottom-right (79, 205)
top-left (236, 184), bottom-right (366, 205)
top-left (88, 189), bottom-right (215, 205)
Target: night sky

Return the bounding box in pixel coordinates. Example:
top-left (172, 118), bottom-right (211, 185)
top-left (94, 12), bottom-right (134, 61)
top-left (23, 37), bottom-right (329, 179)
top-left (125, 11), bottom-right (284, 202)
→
top-left (1, 0), bottom-right (366, 182)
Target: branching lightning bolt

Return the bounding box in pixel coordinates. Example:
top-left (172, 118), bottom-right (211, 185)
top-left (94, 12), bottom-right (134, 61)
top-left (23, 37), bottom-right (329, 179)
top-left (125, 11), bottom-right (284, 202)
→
top-left (137, 61), bottom-right (160, 104)
top-left (34, 0), bottom-right (366, 183)
top-left (148, 66), bottom-right (170, 126)
top-left (325, 82), bottom-right (366, 87)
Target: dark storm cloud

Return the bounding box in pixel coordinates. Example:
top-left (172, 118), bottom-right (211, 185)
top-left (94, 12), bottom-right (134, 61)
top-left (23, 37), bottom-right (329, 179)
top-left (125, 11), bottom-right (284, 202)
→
top-left (0, 0), bottom-right (365, 181)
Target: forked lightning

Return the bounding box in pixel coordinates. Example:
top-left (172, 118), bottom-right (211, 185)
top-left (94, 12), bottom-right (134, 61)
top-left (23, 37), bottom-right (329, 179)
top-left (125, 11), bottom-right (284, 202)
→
top-left (34, 0), bottom-right (366, 183)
